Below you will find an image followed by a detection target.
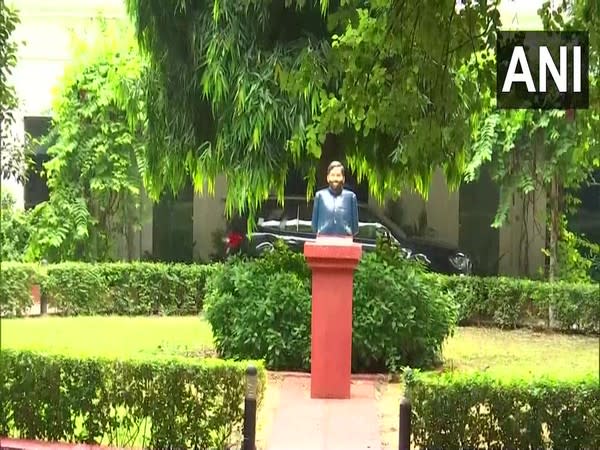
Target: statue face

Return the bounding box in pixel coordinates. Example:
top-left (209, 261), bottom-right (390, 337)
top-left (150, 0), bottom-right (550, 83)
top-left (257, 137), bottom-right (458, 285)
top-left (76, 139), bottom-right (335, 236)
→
top-left (327, 166), bottom-right (345, 191)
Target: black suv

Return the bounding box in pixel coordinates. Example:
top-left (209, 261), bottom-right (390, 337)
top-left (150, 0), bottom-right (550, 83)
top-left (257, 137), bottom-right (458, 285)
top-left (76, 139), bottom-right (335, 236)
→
top-left (224, 196), bottom-right (472, 275)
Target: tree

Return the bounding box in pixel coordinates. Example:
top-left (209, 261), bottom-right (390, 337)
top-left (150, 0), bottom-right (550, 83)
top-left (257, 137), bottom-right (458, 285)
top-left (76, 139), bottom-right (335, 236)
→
top-left (465, 0), bottom-right (600, 282)
top-left (124, 0), bottom-right (501, 226)
top-left (0, 3), bottom-right (33, 183)
top-left (26, 22), bottom-right (147, 262)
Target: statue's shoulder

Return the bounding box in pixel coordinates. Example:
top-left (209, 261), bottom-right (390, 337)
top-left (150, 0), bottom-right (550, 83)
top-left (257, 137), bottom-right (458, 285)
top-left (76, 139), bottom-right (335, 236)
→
top-left (314, 188), bottom-right (327, 198)
top-left (342, 189), bottom-right (357, 200)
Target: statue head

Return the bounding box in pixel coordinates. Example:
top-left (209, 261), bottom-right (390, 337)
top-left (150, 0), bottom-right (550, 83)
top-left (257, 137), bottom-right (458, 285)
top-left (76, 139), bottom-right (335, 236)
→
top-left (326, 160), bottom-right (345, 193)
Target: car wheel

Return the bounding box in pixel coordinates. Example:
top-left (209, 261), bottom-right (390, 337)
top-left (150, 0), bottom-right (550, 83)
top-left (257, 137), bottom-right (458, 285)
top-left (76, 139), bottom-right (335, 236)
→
top-left (411, 253), bottom-right (431, 266)
top-left (255, 241), bottom-right (275, 255)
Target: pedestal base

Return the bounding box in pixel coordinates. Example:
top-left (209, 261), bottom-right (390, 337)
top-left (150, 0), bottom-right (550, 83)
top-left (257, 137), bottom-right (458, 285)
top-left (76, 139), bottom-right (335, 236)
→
top-left (304, 237), bottom-right (362, 399)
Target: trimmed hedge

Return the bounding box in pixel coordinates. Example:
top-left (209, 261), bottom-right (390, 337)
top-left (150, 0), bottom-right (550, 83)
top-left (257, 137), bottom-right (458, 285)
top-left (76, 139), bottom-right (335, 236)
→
top-left (0, 262), bottom-right (217, 317)
top-left (1, 259), bottom-right (597, 335)
top-left (0, 349), bottom-right (265, 449)
top-left (405, 369), bottom-right (600, 450)
top-left (433, 275), bottom-right (600, 333)
top-left (0, 262), bottom-right (42, 317)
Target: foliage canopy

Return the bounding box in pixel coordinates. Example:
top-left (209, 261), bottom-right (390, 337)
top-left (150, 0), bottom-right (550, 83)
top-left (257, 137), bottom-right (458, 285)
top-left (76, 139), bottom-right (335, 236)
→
top-left (125, 0), bottom-right (501, 225)
top-left (0, 4), bottom-right (32, 183)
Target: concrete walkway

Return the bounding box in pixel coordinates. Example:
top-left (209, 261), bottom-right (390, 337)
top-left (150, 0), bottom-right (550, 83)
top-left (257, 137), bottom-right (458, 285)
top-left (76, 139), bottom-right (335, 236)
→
top-left (266, 374), bottom-right (383, 450)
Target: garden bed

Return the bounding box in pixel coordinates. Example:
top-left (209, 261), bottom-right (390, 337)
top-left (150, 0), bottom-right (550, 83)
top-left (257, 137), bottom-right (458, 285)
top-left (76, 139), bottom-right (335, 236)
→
top-left (3, 317), bottom-right (598, 449)
top-left (0, 320), bottom-right (264, 449)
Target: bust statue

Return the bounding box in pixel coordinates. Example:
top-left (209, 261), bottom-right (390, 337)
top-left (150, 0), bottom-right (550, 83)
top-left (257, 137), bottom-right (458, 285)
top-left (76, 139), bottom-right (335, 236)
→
top-left (311, 161), bottom-right (359, 237)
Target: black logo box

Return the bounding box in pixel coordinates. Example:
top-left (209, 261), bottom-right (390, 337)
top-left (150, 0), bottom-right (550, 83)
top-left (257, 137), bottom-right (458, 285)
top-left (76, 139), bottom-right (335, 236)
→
top-left (496, 31), bottom-right (589, 110)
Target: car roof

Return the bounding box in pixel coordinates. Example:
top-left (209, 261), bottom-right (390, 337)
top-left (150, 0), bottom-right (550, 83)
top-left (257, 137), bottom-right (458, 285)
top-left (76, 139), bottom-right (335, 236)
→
top-left (261, 194), bottom-right (370, 206)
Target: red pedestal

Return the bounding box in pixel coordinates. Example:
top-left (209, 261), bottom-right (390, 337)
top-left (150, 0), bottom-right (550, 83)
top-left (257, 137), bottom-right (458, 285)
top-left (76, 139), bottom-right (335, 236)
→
top-left (304, 236), bottom-right (362, 399)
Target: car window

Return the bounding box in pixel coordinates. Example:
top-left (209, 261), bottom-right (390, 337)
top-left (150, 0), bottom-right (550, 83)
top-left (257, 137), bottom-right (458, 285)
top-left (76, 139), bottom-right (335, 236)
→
top-left (356, 223), bottom-right (378, 240)
top-left (297, 201), bottom-right (314, 221)
top-left (282, 219), bottom-right (313, 233)
top-left (258, 200), bottom-right (285, 221)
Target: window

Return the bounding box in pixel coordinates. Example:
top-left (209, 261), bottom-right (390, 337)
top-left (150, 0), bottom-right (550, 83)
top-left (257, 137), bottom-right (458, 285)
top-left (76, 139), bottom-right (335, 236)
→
top-left (152, 181), bottom-right (194, 262)
top-left (23, 116), bottom-right (52, 210)
top-left (356, 223), bottom-right (378, 240)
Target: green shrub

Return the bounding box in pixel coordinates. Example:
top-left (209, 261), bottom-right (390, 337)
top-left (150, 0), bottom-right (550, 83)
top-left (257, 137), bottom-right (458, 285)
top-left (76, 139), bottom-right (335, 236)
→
top-left (205, 245), bottom-right (312, 371)
top-left (352, 244), bottom-right (457, 371)
top-left (434, 275), bottom-right (600, 333)
top-left (43, 262), bottom-right (215, 315)
top-left (205, 240), bottom-right (457, 372)
top-left (405, 369), bottom-right (600, 450)
top-left (2, 256), bottom-right (596, 336)
top-left (0, 349), bottom-right (265, 449)
top-left (0, 191), bottom-right (31, 262)
top-left (0, 262), bottom-right (42, 317)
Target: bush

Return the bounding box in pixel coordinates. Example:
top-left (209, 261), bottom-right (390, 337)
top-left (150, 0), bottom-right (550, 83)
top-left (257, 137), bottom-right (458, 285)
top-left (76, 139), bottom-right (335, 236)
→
top-left (0, 349), bottom-right (265, 449)
top-left (0, 262), bottom-right (41, 317)
top-left (42, 262), bottom-right (216, 316)
top-left (204, 240), bottom-right (457, 372)
top-left (434, 275), bottom-right (600, 333)
top-left (205, 244), bottom-right (312, 371)
top-left (405, 369), bottom-right (600, 450)
top-left (0, 191), bottom-right (31, 262)
top-left (2, 256), bottom-right (596, 335)
top-left (352, 242), bottom-right (457, 371)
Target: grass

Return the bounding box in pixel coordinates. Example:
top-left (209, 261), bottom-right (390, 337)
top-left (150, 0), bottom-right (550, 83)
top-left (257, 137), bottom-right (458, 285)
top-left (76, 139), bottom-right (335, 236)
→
top-left (378, 326), bottom-right (600, 449)
top-left (442, 326), bottom-right (599, 378)
top-left (3, 318), bottom-right (598, 377)
top-left (3, 316), bottom-right (598, 449)
top-left (0, 315), bottom-right (214, 358)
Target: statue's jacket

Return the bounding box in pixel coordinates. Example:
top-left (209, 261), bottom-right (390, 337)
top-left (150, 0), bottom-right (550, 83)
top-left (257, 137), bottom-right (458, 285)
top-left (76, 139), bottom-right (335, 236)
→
top-left (311, 187), bottom-right (359, 236)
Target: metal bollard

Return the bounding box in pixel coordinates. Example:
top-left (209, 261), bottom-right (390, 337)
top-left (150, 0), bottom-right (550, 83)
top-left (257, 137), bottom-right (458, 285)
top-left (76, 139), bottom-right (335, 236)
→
top-left (40, 259), bottom-right (48, 315)
top-left (399, 396), bottom-right (411, 450)
top-left (242, 365), bottom-right (258, 450)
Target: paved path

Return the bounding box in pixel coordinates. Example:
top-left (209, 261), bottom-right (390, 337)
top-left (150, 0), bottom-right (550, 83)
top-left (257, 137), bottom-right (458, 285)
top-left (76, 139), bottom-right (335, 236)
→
top-left (266, 374), bottom-right (383, 450)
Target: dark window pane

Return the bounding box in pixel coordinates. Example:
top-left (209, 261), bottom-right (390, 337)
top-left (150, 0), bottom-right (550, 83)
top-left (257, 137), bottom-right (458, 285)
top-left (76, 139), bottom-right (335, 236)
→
top-left (152, 181), bottom-right (194, 262)
top-left (23, 116), bottom-right (51, 209)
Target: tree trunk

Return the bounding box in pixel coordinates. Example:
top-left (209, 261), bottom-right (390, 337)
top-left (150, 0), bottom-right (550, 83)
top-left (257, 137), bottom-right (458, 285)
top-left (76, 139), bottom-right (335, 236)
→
top-left (125, 203), bottom-right (136, 262)
top-left (548, 174), bottom-right (560, 328)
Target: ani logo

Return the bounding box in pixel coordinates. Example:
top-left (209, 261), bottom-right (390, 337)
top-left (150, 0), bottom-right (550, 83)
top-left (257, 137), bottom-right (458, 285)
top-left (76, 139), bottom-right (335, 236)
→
top-left (496, 31), bottom-right (589, 109)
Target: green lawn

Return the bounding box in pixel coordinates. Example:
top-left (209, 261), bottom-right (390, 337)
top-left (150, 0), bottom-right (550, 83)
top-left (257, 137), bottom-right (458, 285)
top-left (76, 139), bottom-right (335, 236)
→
top-left (2, 316), bottom-right (598, 378)
top-left (443, 326), bottom-right (599, 378)
top-left (1, 315), bottom-right (214, 358)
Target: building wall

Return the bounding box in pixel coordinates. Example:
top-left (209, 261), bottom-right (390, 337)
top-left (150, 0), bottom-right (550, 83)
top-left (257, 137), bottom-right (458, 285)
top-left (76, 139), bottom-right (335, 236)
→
top-left (380, 169), bottom-right (459, 247)
top-left (193, 175), bottom-right (228, 262)
top-left (498, 190), bottom-right (547, 277)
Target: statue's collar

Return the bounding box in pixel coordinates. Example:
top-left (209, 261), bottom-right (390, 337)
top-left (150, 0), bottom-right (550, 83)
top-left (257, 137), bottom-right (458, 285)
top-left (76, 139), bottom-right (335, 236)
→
top-left (328, 186), bottom-right (343, 197)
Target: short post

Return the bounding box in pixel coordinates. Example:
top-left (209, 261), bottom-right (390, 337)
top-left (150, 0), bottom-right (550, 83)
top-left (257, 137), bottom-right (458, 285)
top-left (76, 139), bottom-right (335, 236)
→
top-left (40, 259), bottom-right (48, 315)
top-left (399, 396), bottom-right (411, 450)
top-left (242, 365), bottom-right (257, 450)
